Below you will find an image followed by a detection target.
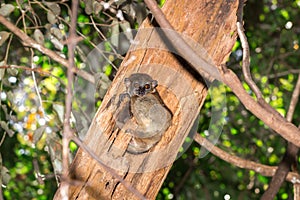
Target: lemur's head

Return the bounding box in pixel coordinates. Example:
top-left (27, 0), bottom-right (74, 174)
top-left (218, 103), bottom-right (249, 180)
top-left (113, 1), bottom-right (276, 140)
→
top-left (124, 73), bottom-right (158, 97)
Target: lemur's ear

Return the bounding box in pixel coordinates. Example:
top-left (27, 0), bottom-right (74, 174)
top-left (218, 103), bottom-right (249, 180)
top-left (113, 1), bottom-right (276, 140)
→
top-left (151, 80), bottom-right (158, 88)
top-left (124, 78), bottom-right (131, 87)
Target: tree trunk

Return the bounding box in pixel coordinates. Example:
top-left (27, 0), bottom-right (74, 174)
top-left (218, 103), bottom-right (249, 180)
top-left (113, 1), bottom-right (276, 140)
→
top-left (54, 0), bottom-right (238, 199)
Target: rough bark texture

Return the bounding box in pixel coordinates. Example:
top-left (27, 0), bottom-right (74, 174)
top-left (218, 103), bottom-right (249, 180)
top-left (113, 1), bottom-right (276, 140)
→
top-left (54, 0), bottom-right (238, 199)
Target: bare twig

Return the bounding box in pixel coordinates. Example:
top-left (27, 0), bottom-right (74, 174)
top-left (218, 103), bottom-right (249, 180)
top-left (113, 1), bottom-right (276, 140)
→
top-left (90, 15), bottom-right (123, 65)
top-left (54, 14), bottom-right (120, 72)
top-left (0, 65), bottom-right (64, 85)
top-left (143, 0), bottom-right (300, 147)
top-left (174, 161), bottom-right (195, 195)
top-left (236, 7), bottom-right (283, 119)
top-left (236, 1), bottom-right (262, 99)
top-left (221, 69), bottom-right (300, 144)
top-left (286, 74), bottom-right (300, 122)
top-left (0, 14), bottom-right (95, 83)
top-left (237, 4), bottom-right (300, 197)
top-left (261, 74), bottom-right (300, 200)
top-left (268, 69), bottom-right (300, 79)
top-left (193, 134), bottom-right (300, 183)
top-left (0, 132), bottom-right (6, 147)
top-left (33, 158), bottom-right (45, 185)
top-left (61, 0), bottom-right (79, 198)
top-left (261, 141), bottom-right (299, 200)
top-left (236, 22), bottom-right (263, 99)
top-left (30, 49), bottom-right (46, 118)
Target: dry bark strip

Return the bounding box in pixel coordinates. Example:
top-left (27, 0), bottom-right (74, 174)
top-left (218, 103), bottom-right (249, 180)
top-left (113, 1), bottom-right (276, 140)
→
top-left (54, 0), bottom-right (238, 199)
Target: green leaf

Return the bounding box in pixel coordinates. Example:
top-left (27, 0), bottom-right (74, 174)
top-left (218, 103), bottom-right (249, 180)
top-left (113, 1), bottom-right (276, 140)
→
top-left (280, 9), bottom-right (290, 20)
top-left (69, 141), bottom-right (78, 153)
top-left (257, 174), bottom-right (268, 184)
top-left (279, 78), bottom-right (294, 91)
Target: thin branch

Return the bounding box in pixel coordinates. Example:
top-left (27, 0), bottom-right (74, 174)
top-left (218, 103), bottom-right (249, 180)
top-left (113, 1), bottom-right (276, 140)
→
top-left (193, 134), bottom-right (300, 183)
top-left (237, 13), bottom-right (282, 119)
top-left (61, 0), bottom-right (79, 198)
top-left (261, 74), bottom-right (300, 200)
top-left (0, 14), bottom-right (95, 84)
top-left (90, 15), bottom-right (123, 65)
top-left (54, 14), bottom-right (121, 72)
top-left (221, 69), bottom-right (300, 145)
top-left (286, 74), bottom-right (300, 123)
top-left (0, 132), bottom-right (6, 147)
top-left (0, 65), bottom-right (65, 85)
top-left (236, 2), bottom-right (263, 100)
top-left (267, 69), bottom-right (300, 79)
top-left (237, 4), bottom-right (300, 197)
top-left (261, 141), bottom-right (299, 199)
top-left (3, 34), bottom-right (13, 65)
top-left (174, 161), bottom-right (195, 195)
top-left (33, 158), bottom-right (45, 185)
top-left (236, 22), bottom-right (263, 100)
top-left (143, 0), bottom-right (300, 147)
top-left (30, 49), bottom-right (46, 119)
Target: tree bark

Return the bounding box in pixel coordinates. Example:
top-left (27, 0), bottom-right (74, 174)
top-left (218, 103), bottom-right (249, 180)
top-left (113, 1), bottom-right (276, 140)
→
top-left (54, 0), bottom-right (238, 199)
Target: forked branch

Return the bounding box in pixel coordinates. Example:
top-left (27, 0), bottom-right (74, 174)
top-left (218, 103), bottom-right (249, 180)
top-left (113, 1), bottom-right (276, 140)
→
top-left (143, 0), bottom-right (300, 147)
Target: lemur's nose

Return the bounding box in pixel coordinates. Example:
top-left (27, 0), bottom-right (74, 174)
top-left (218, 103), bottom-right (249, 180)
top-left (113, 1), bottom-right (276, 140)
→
top-left (137, 86), bottom-right (146, 96)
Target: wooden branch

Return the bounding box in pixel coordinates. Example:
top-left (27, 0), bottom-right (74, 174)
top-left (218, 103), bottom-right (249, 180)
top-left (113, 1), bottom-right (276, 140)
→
top-left (144, 0), bottom-right (220, 81)
top-left (221, 70), bottom-right (300, 145)
top-left (0, 14), bottom-right (95, 84)
top-left (236, 3), bottom-right (300, 197)
top-left (237, 14), bottom-right (282, 120)
top-left (261, 74), bottom-right (300, 199)
top-left (261, 142), bottom-right (299, 199)
top-left (60, 0), bottom-right (79, 198)
top-left (54, 0), bottom-right (239, 199)
top-left (0, 65), bottom-right (55, 76)
top-left (144, 0), bottom-right (300, 147)
top-left (193, 134), bottom-right (300, 183)
top-left (70, 136), bottom-right (146, 199)
top-left (236, 22), bottom-right (262, 98)
top-left (286, 74), bottom-right (300, 123)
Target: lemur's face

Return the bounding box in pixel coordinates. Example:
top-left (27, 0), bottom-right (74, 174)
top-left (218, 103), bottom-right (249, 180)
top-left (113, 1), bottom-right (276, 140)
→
top-left (124, 73), bottom-right (158, 97)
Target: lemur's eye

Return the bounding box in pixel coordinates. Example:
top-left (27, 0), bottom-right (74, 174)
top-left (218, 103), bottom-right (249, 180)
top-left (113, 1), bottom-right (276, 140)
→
top-left (144, 84), bottom-right (151, 90)
top-left (134, 82), bottom-right (140, 88)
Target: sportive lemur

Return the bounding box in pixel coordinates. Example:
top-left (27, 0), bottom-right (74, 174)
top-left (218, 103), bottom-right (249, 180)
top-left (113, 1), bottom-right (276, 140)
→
top-left (116, 73), bottom-right (172, 154)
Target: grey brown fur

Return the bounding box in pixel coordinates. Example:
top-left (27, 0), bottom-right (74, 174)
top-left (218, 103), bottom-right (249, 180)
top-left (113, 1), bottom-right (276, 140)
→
top-left (116, 73), bottom-right (172, 154)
